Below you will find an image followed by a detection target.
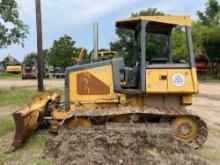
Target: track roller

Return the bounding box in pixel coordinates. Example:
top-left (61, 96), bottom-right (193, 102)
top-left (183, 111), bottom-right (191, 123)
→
top-left (66, 118), bottom-right (92, 129)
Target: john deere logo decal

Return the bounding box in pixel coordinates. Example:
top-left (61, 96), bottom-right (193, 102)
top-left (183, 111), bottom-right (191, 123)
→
top-left (172, 73), bottom-right (185, 87)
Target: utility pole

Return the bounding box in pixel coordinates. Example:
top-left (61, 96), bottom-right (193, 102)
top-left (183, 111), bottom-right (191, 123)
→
top-left (35, 0), bottom-right (44, 92)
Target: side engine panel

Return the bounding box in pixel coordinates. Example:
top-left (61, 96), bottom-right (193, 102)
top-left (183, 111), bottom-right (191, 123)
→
top-left (68, 64), bottom-right (118, 103)
top-left (146, 68), bottom-right (198, 94)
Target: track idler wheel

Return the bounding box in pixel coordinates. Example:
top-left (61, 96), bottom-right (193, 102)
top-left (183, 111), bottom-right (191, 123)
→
top-left (66, 118), bottom-right (92, 129)
top-left (172, 116), bottom-right (198, 142)
top-left (172, 116), bottom-right (208, 148)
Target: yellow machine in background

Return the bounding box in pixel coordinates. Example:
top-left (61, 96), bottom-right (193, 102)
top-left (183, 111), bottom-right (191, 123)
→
top-left (74, 48), bottom-right (86, 64)
top-left (11, 16), bottom-right (208, 151)
top-left (5, 54), bottom-right (21, 74)
top-left (6, 66), bottom-right (22, 73)
top-left (75, 49), bottom-right (118, 64)
top-left (98, 51), bottom-right (117, 58)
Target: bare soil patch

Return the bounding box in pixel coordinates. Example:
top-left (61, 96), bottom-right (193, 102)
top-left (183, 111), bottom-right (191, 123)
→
top-left (44, 128), bottom-right (209, 165)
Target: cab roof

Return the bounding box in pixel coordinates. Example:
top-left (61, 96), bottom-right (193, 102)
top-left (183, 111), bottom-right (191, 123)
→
top-left (116, 16), bottom-right (191, 34)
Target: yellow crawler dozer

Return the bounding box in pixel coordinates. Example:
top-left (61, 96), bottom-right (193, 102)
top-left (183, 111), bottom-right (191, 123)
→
top-left (11, 16), bottom-right (208, 151)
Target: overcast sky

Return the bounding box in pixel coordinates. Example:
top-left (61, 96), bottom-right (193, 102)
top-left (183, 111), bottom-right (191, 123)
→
top-left (0, 0), bottom-right (217, 61)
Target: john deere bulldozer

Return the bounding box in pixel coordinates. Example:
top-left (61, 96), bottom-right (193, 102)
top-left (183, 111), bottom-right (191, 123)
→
top-left (11, 16), bottom-right (208, 151)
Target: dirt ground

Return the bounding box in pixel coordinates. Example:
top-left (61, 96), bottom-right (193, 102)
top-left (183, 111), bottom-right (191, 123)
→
top-left (0, 79), bottom-right (64, 89)
top-left (190, 83), bottom-right (220, 163)
top-left (44, 129), bottom-right (208, 165)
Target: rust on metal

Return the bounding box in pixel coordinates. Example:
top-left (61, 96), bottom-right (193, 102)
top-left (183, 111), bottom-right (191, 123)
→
top-left (69, 106), bottom-right (189, 117)
top-left (10, 92), bottom-right (60, 151)
top-left (77, 72), bottom-right (110, 95)
top-left (11, 109), bottom-right (39, 151)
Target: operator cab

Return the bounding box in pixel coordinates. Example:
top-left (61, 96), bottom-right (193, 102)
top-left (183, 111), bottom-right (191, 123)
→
top-left (113, 16), bottom-right (195, 94)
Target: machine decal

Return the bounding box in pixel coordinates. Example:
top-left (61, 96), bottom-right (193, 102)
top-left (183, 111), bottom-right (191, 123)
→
top-left (77, 72), bottom-right (110, 95)
top-left (94, 67), bottom-right (107, 73)
top-left (172, 73), bottom-right (186, 87)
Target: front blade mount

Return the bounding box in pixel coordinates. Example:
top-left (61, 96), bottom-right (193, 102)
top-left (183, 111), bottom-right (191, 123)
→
top-left (10, 92), bottom-right (60, 151)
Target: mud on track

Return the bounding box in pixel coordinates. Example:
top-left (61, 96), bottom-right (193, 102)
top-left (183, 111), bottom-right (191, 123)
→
top-left (44, 128), bottom-right (209, 165)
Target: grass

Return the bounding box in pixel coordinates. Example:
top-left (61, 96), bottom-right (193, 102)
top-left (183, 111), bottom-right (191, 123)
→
top-left (198, 71), bottom-right (220, 82)
top-left (0, 115), bottom-right (48, 165)
top-left (197, 145), bottom-right (220, 162)
top-left (0, 73), bottom-right (21, 80)
top-left (0, 88), bottom-right (64, 108)
top-left (0, 88), bottom-right (38, 107)
top-left (0, 131), bottom-right (53, 165)
top-left (0, 115), bottom-right (14, 136)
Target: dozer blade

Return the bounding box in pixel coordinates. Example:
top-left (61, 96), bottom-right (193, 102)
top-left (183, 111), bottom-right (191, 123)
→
top-left (10, 92), bottom-right (60, 151)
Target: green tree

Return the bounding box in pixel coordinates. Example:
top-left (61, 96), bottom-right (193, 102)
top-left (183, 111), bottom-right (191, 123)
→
top-left (43, 49), bottom-right (49, 61)
top-left (48, 35), bottom-right (78, 69)
top-left (171, 30), bottom-right (187, 61)
top-left (0, 0), bottom-right (28, 48)
top-left (196, 0), bottom-right (220, 64)
top-left (133, 8), bottom-right (164, 17)
top-left (191, 22), bottom-right (207, 56)
top-left (197, 0), bottom-right (220, 26)
top-left (171, 24), bottom-right (206, 62)
top-left (22, 52), bottom-right (37, 66)
top-left (23, 49), bottom-right (49, 66)
top-left (2, 56), bottom-right (10, 64)
top-left (2, 55), bottom-right (20, 65)
top-left (109, 8), bottom-right (165, 65)
top-left (203, 26), bottom-right (220, 62)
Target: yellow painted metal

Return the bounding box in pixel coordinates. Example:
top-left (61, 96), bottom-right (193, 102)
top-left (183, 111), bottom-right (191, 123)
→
top-left (147, 70), bottom-right (168, 93)
top-left (116, 16), bottom-right (192, 29)
top-left (98, 51), bottom-right (118, 58)
top-left (146, 69), bottom-right (198, 94)
top-left (52, 111), bottom-right (71, 120)
top-left (18, 93), bottom-right (60, 115)
top-left (172, 116), bottom-right (198, 142)
top-left (69, 64), bottom-right (118, 102)
top-left (23, 110), bottom-right (39, 130)
top-left (66, 118), bottom-right (92, 129)
top-left (126, 95), bottom-right (143, 106)
top-left (11, 92), bottom-right (60, 150)
top-left (6, 66), bottom-right (21, 73)
top-left (75, 48), bottom-right (86, 64)
top-left (182, 95), bottom-right (193, 105)
top-left (191, 68), bottom-right (199, 93)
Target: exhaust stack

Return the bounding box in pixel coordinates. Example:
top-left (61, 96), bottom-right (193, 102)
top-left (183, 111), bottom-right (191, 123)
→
top-left (93, 22), bottom-right (99, 59)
